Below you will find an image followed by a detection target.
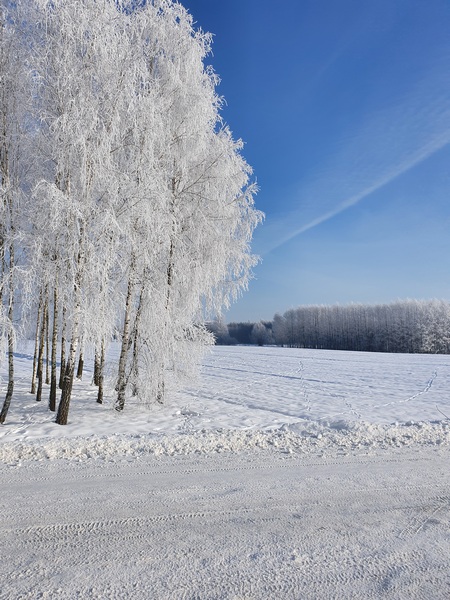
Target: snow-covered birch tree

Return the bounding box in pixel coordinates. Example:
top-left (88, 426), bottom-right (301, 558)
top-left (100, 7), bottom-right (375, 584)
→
top-left (0, 2), bottom-right (29, 423)
top-left (27, 0), bottom-right (129, 424)
top-left (2, 0), bottom-right (261, 424)
top-left (110, 1), bottom-right (262, 410)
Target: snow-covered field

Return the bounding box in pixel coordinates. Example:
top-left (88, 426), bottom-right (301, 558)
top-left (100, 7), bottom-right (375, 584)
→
top-left (1, 346), bottom-right (449, 599)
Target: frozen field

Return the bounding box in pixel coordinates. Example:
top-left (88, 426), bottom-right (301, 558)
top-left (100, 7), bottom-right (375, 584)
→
top-left (2, 345), bottom-right (450, 446)
top-left (1, 346), bottom-right (449, 598)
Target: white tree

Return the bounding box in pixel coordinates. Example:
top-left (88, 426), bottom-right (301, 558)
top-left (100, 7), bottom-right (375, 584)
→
top-left (15, 0), bottom-right (262, 423)
top-left (26, 0), bottom-right (130, 424)
top-left (0, 2), bottom-right (29, 423)
top-left (111, 1), bottom-right (262, 410)
top-left (250, 321), bottom-right (273, 346)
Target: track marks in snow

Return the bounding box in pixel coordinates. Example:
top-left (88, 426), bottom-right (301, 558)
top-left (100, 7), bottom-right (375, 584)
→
top-left (372, 369), bottom-right (439, 411)
top-left (1, 448), bottom-right (450, 600)
top-left (13, 510), bottom-right (256, 546)
top-left (399, 495), bottom-right (450, 539)
top-left (185, 348), bottom-right (450, 428)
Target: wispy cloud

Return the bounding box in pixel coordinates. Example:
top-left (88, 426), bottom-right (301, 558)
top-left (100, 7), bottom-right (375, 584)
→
top-left (258, 66), bottom-right (450, 256)
top-left (263, 132), bottom-right (450, 254)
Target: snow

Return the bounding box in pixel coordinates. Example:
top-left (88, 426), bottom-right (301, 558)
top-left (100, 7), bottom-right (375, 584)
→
top-left (1, 345), bottom-right (450, 598)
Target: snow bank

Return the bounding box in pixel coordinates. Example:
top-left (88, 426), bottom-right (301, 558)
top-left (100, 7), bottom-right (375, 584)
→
top-left (1, 420), bottom-right (449, 466)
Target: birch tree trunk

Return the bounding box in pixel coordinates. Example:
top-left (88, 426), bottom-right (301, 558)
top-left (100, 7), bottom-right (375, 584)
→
top-left (30, 292), bottom-right (43, 395)
top-left (56, 331), bottom-right (78, 425)
top-left (76, 340), bottom-right (84, 380)
top-left (0, 243), bottom-right (14, 424)
top-left (93, 348), bottom-right (100, 387)
top-left (45, 295), bottom-right (50, 384)
top-left (156, 185), bottom-right (176, 405)
top-left (56, 225), bottom-right (84, 424)
top-left (49, 282), bottom-right (59, 411)
top-left (115, 256), bottom-right (135, 412)
top-left (0, 221), bottom-right (4, 312)
top-left (36, 289), bottom-right (48, 403)
top-left (56, 285), bottom-right (81, 425)
top-left (130, 279), bottom-right (145, 397)
top-left (59, 304), bottom-right (67, 390)
top-left (96, 339), bottom-right (105, 405)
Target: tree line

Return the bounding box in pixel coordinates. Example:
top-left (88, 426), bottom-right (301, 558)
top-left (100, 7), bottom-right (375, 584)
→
top-left (0, 0), bottom-right (261, 425)
top-left (208, 299), bottom-right (450, 353)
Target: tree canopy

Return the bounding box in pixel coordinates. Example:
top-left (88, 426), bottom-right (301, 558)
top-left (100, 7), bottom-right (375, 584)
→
top-left (0, 0), bottom-right (262, 424)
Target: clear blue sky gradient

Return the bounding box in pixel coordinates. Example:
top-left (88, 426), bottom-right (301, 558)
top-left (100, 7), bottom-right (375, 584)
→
top-left (182, 0), bottom-right (450, 323)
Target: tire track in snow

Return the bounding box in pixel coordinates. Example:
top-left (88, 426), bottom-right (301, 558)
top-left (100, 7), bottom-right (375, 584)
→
top-left (2, 448), bottom-right (449, 600)
top-left (398, 495), bottom-right (450, 539)
top-left (0, 450), bottom-right (440, 485)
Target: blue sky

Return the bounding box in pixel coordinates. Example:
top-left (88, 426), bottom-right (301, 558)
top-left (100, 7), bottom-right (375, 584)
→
top-left (182, 0), bottom-right (450, 323)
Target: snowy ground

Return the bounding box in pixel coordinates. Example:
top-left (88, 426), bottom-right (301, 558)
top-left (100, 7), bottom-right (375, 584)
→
top-left (1, 346), bottom-right (450, 598)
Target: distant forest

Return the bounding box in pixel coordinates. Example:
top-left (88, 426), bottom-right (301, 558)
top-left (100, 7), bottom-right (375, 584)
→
top-left (206, 299), bottom-right (450, 354)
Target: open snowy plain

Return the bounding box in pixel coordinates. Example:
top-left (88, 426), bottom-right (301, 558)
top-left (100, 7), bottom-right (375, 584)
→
top-left (1, 346), bottom-right (449, 599)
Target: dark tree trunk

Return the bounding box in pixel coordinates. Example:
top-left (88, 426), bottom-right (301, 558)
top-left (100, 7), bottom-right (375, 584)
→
top-left (56, 314), bottom-right (79, 424)
top-left (45, 299), bottom-right (50, 385)
top-left (56, 354), bottom-right (75, 425)
top-left (0, 244), bottom-right (14, 424)
top-left (97, 339), bottom-right (105, 404)
top-left (93, 348), bottom-right (100, 387)
top-left (115, 256), bottom-right (135, 412)
top-left (76, 346), bottom-right (84, 380)
top-left (49, 284), bottom-right (59, 412)
top-left (30, 293), bottom-right (43, 395)
top-left (59, 304), bottom-right (67, 389)
top-left (56, 233), bottom-right (83, 425)
top-left (130, 280), bottom-right (145, 397)
top-left (36, 290), bottom-right (48, 403)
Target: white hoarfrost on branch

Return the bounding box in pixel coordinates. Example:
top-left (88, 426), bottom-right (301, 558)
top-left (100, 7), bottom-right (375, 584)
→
top-left (0, 0), bottom-right (262, 425)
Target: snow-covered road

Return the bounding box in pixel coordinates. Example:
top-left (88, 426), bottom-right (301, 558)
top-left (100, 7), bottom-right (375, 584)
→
top-left (1, 445), bottom-right (449, 599)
